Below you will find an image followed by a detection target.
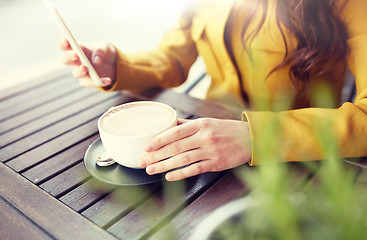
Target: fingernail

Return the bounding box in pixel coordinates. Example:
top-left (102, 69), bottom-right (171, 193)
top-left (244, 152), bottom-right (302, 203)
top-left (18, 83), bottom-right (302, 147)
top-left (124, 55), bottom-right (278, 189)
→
top-left (165, 173), bottom-right (174, 181)
top-left (93, 56), bottom-right (102, 65)
top-left (146, 165), bottom-right (155, 174)
top-left (102, 78), bottom-right (111, 86)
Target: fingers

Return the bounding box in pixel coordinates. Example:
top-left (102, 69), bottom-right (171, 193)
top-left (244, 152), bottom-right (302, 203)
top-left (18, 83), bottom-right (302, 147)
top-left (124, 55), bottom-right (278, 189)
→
top-left (78, 77), bottom-right (111, 88)
top-left (92, 46), bottom-right (107, 66)
top-left (58, 39), bottom-right (113, 88)
top-left (72, 65), bottom-right (88, 79)
top-left (139, 118), bottom-right (252, 181)
top-left (177, 118), bottom-right (189, 125)
top-left (145, 148), bottom-right (204, 175)
top-left (58, 38), bottom-right (80, 66)
top-left (73, 67), bottom-right (111, 87)
top-left (165, 160), bottom-right (214, 181)
top-left (145, 119), bottom-right (197, 152)
top-left (59, 37), bottom-right (93, 66)
top-left (60, 50), bottom-right (80, 65)
top-left (58, 38), bottom-right (71, 51)
top-left (101, 77), bottom-right (112, 87)
top-left (139, 132), bottom-right (199, 168)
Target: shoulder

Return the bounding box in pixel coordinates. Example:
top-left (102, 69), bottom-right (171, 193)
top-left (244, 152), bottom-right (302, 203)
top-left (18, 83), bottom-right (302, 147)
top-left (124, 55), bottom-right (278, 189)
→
top-left (339, 0), bottom-right (367, 36)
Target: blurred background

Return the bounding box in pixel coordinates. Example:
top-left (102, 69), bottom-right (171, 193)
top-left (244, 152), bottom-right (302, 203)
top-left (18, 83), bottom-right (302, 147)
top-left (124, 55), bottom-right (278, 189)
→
top-left (0, 0), bottom-right (208, 96)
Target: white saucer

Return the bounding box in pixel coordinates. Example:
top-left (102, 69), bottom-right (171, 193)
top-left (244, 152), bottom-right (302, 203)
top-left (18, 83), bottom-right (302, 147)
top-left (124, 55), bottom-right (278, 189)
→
top-left (84, 138), bottom-right (163, 186)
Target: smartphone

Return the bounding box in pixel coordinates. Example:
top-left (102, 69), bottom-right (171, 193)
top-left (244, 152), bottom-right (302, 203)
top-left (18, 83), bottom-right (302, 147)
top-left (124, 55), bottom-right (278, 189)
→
top-left (43, 0), bottom-right (102, 87)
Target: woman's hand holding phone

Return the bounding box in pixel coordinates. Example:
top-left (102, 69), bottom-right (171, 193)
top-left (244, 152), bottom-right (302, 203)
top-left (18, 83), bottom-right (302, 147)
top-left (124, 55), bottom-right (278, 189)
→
top-left (59, 38), bottom-right (117, 88)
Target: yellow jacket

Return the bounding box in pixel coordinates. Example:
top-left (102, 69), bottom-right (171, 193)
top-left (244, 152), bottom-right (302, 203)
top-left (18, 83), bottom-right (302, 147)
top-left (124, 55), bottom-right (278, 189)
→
top-left (108, 0), bottom-right (367, 165)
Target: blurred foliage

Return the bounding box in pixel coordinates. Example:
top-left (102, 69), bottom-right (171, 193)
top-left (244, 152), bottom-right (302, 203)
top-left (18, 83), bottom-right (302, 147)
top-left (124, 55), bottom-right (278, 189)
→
top-left (209, 82), bottom-right (367, 239)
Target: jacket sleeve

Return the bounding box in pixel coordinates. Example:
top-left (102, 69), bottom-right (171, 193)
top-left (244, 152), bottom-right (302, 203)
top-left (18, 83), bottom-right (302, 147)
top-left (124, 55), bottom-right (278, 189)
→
top-left (243, 0), bottom-right (367, 165)
top-left (105, 17), bottom-right (199, 92)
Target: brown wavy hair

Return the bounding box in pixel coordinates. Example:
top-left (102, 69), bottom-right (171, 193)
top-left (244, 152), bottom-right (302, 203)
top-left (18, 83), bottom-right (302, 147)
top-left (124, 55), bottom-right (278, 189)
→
top-left (242, 0), bottom-right (349, 94)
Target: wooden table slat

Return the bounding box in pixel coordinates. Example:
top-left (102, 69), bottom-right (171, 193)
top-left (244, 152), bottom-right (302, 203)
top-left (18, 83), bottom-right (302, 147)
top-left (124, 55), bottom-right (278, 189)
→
top-left (150, 164), bottom-right (314, 240)
top-left (0, 196), bottom-right (53, 240)
top-left (305, 161), bottom-right (362, 189)
top-left (0, 163), bottom-right (119, 240)
top-left (284, 162), bottom-right (319, 191)
top-left (344, 157), bottom-right (367, 169)
top-left (0, 76), bottom-right (79, 122)
top-left (59, 178), bottom-right (118, 212)
top-left (0, 90), bottom-right (117, 148)
top-left (356, 168), bottom-right (367, 184)
top-left (22, 134), bottom-right (98, 184)
top-left (149, 172), bottom-right (248, 240)
top-left (1, 92), bottom-right (132, 162)
top-left (82, 184), bottom-right (161, 228)
top-left (0, 69), bottom-right (70, 101)
top-left (107, 172), bottom-right (225, 240)
top-left (40, 162), bottom-right (91, 197)
top-left (0, 86), bottom-right (97, 135)
top-left (7, 120), bottom-right (98, 172)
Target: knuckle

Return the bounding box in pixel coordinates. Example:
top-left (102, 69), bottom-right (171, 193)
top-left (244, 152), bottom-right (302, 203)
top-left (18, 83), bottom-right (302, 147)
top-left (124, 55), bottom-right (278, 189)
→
top-left (203, 131), bottom-right (216, 144)
top-left (193, 164), bottom-right (204, 175)
top-left (171, 143), bottom-right (182, 154)
top-left (151, 136), bottom-right (163, 150)
top-left (198, 118), bottom-right (211, 128)
top-left (80, 45), bottom-right (87, 52)
top-left (68, 51), bottom-right (78, 61)
top-left (146, 152), bottom-right (158, 164)
top-left (155, 138), bottom-right (163, 148)
top-left (173, 128), bottom-right (183, 139)
top-left (73, 69), bottom-right (85, 79)
top-left (180, 153), bottom-right (191, 165)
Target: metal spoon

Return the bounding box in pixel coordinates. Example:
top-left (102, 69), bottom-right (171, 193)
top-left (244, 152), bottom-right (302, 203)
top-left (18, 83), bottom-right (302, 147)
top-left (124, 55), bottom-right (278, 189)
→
top-left (96, 152), bottom-right (116, 167)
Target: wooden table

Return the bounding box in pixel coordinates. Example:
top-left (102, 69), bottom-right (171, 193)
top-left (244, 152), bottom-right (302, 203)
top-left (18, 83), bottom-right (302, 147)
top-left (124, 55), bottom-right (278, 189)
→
top-left (0, 71), bottom-right (365, 240)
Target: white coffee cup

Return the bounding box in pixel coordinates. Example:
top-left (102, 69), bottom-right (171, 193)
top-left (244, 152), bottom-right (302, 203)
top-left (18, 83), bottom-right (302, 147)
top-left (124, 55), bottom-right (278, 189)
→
top-left (98, 101), bottom-right (177, 168)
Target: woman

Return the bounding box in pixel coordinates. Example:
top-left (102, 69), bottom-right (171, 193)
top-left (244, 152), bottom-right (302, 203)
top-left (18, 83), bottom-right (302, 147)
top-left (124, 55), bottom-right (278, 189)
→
top-left (60, 0), bottom-right (367, 181)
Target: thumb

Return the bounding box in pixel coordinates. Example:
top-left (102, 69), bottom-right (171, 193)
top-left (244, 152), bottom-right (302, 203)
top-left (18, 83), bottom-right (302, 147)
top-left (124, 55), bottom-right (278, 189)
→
top-left (92, 47), bottom-right (107, 66)
top-left (101, 77), bottom-right (112, 87)
top-left (177, 118), bottom-right (190, 125)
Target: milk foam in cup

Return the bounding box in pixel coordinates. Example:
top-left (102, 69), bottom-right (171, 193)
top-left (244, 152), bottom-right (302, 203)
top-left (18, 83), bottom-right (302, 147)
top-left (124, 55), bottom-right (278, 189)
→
top-left (98, 101), bottom-right (177, 168)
